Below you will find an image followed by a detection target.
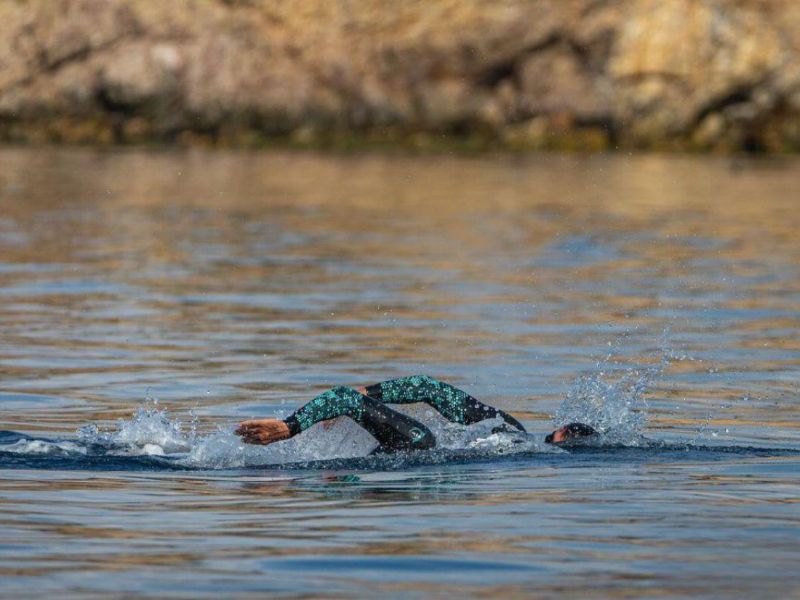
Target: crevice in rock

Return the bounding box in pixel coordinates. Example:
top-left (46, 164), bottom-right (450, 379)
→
top-left (615, 72), bottom-right (694, 92)
top-left (692, 85), bottom-right (755, 127)
top-left (475, 33), bottom-right (562, 89)
top-left (575, 114), bottom-right (618, 146)
top-left (0, 30), bottom-right (140, 95)
top-left (741, 132), bottom-right (766, 153)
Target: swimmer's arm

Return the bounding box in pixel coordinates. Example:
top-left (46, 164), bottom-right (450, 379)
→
top-left (363, 375), bottom-right (526, 432)
top-left (238, 387), bottom-right (436, 451)
top-left (237, 386), bottom-right (368, 444)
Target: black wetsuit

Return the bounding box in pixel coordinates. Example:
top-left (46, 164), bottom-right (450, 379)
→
top-left (283, 375), bottom-right (526, 452)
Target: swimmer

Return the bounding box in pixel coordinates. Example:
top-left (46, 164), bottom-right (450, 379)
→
top-left (236, 375), bottom-right (596, 452)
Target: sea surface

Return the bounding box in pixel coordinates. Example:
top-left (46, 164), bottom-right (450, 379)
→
top-left (0, 147), bottom-right (798, 599)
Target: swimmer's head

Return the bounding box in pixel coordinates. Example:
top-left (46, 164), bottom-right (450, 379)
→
top-left (545, 422), bottom-right (597, 445)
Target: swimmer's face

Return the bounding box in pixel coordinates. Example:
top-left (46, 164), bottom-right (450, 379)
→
top-left (545, 422), bottom-right (597, 445)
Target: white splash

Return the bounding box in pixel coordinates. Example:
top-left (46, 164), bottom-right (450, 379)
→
top-left (76, 402), bottom-right (194, 455)
top-left (552, 327), bottom-right (682, 446)
top-left (413, 409), bottom-right (550, 454)
top-left (553, 352), bottom-right (668, 446)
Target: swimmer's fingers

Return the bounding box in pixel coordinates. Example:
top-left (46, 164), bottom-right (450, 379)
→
top-left (236, 419), bottom-right (291, 445)
top-left (235, 424), bottom-right (256, 436)
top-left (239, 429), bottom-right (280, 445)
top-left (235, 419), bottom-right (274, 435)
top-left (240, 432), bottom-right (271, 445)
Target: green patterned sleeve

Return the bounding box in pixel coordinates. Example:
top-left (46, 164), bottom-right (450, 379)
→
top-left (287, 386), bottom-right (365, 432)
top-left (282, 385), bottom-right (438, 451)
top-left (364, 375), bottom-right (525, 431)
top-left (365, 375), bottom-right (439, 403)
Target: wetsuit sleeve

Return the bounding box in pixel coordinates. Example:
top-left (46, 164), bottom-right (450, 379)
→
top-left (283, 386), bottom-right (364, 435)
top-left (283, 386), bottom-right (435, 452)
top-left (364, 375), bottom-right (526, 432)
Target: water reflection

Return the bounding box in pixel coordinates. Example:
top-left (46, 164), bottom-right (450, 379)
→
top-left (1, 147), bottom-right (799, 597)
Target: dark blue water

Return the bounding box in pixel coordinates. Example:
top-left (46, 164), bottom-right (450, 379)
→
top-left (0, 148), bottom-right (798, 599)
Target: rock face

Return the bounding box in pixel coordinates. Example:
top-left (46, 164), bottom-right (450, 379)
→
top-left (1, 0), bottom-right (799, 151)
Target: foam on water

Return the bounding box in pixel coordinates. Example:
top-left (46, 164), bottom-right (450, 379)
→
top-left (0, 438), bottom-right (89, 456)
top-left (182, 411), bottom-right (548, 469)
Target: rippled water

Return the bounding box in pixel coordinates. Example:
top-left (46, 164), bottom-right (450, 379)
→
top-left (0, 148), bottom-right (798, 598)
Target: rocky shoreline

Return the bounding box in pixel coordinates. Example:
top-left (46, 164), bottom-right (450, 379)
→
top-left (2, 0), bottom-right (799, 152)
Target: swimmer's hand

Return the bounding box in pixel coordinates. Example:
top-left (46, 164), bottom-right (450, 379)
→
top-left (236, 419), bottom-right (291, 445)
